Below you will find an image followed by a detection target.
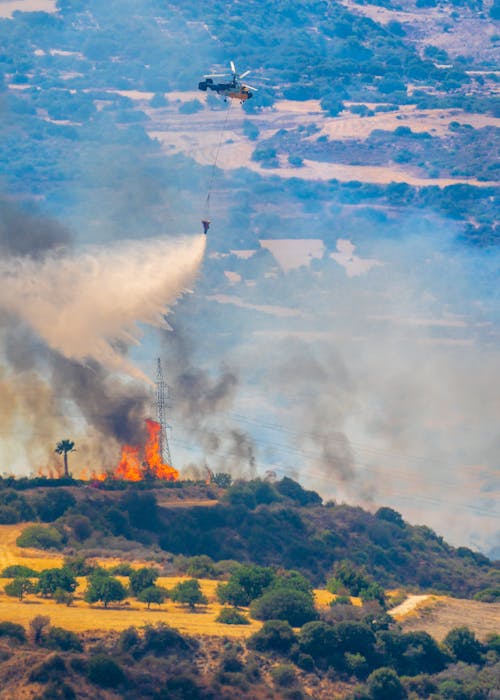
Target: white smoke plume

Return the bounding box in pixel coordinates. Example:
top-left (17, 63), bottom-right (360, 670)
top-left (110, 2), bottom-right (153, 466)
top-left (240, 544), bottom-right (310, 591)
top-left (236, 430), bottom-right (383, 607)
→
top-left (0, 234), bottom-right (206, 380)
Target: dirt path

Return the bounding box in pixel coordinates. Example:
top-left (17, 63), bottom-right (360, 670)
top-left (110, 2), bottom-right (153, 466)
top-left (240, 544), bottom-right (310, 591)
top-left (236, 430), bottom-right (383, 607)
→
top-left (156, 498), bottom-right (219, 508)
top-left (0, 524), bottom-right (63, 572)
top-left (389, 594), bottom-right (434, 619)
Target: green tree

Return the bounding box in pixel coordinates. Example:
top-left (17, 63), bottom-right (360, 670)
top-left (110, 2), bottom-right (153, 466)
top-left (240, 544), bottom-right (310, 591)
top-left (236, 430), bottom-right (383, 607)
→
top-left (37, 568), bottom-right (77, 597)
top-left (54, 439), bottom-right (75, 478)
top-left (170, 579), bottom-right (207, 610)
top-left (216, 579), bottom-right (250, 607)
top-left (129, 567), bottom-right (159, 595)
top-left (218, 563), bottom-right (275, 606)
top-left (137, 585), bottom-right (166, 609)
top-left (248, 619), bottom-right (297, 652)
top-left (367, 667), bottom-right (406, 700)
top-left (4, 577), bottom-right (34, 600)
top-left (85, 573), bottom-right (127, 608)
top-left (250, 588), bottom-right (318, 627)
top-left (299, 621), bottom-right (339, 666)
top-left (444, 626), bottom-right (484, 664)
top-left (267, 570), bottom-right (314, 597)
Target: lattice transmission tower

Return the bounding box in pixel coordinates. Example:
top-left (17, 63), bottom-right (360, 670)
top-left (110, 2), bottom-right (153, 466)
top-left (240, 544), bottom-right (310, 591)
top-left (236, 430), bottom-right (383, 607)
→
top-left (156, 358), bottom-right (173, 466)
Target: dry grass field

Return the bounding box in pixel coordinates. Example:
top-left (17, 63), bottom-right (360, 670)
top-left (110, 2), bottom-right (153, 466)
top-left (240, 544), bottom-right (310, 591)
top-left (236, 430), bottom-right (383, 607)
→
top-left (0, 575), bottom-right (261, 638)
top-left (3, 525), bottom-right (498, 642)
top-left (396, 595), bottom-right (500, 642)
top-left (145, 95), bottom-right (500, 188)
top-left (0, 523), bottom-right (63, 572)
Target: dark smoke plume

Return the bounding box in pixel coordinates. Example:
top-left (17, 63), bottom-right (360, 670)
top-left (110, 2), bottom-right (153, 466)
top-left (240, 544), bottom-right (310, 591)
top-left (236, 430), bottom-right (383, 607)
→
top-left (0, 198), bottom-right (206, 474)
top-left (161, 327), bottom-right (256, 476)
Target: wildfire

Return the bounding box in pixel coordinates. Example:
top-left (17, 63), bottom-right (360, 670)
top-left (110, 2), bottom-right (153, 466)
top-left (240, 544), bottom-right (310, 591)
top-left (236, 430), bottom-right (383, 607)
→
top-left (114, 418), bottom-right (179, 482)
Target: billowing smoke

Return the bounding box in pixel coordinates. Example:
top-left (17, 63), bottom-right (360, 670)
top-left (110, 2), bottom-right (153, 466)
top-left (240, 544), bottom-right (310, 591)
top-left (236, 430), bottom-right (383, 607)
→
top-left (160, 328), bottom-right (257, 477)
top-left (0, 197), bottom-right (72, 259)
top-left (0, 233), bottom-right (206, 379)
top-left (0, 199), bottom-right (206, 473)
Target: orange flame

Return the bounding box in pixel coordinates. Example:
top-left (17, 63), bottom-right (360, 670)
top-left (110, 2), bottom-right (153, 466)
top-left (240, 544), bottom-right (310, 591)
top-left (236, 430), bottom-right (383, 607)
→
top-left (113, 419), bottom-right (178, 482)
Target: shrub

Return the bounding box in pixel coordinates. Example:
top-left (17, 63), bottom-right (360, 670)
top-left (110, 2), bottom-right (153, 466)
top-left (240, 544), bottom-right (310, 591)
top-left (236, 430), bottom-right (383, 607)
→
top-left (270, 664), bottom-right (297, 688)
top-left (275, 477), bottom-right (321, 506)
top-left (29, 654), bottom-right (66, 683)
top-left (250, 589), bottom-right (318, 627)
top-left (54, 588), bottom-right (74, 606)
top-left (17, 525), bottom-right (64, 550)
top-left (45, 626), bottom-right (82, 652)
top-left (35, 489), bottom-right (76, 522)
top-left (0, 506), bottom-right (19, 524)
top-left (38, 681), bottom-right (76, 700)
top-left (30, 615), bottom-right (51, 644)
top-left (485, 633), bottom-right (500, 654)
top-left (0, 564), bottom-right (38, 578)
top-left (331, 595), bottom-right (353, 606)
top-left (87, 655), bottom-right (124, 688)
top-left (118, 626), bottom-right (140, 654)
top-left (0, 621), bottom-right (26, 643)
top-left (473, 587), bottom-right (500, 603)
top-left (142, 623), bottom-right (190, 656)
top-left (216, 607), bottom-right (250, 625)
top-left (67, 515), bottom-right (92, 541)
top-left (375, 507), bottom-right (405, 527)
top-left (248, 619), bottom-right (297, 652)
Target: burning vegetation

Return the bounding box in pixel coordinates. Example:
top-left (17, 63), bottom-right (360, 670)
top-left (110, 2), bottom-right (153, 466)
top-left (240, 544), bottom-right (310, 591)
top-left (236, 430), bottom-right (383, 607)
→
top-left (43, 419), bottom-right (179, 483)
top-left (113, 419), bottom-right (178, 482)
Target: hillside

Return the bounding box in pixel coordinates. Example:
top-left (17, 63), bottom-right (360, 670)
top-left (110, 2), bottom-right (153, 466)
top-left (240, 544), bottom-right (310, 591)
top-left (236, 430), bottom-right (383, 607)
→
top-left (1, 477), bottom-right (499, 597)
top-left (0, 479), bottom-right (499, 699)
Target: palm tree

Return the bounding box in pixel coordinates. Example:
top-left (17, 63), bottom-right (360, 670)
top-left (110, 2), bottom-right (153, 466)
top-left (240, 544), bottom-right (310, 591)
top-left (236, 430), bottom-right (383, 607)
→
top-left (54, 439), bottom-right (75, 478)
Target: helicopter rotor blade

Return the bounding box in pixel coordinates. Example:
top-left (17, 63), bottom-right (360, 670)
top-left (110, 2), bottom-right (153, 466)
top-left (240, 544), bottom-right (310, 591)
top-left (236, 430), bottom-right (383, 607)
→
top-left (239, 70), bottom-right (251, 79)
top-left (230, 60), bottom-right (236, 74)
top-left (242, 83), bottom-right (258, 91)
top-left (204, 73), bottom-right (230, 78)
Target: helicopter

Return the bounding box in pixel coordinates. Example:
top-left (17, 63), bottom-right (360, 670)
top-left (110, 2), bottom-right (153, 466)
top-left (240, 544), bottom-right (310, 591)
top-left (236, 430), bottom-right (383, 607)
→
top-left (198, 60), bottom-right (257, 103)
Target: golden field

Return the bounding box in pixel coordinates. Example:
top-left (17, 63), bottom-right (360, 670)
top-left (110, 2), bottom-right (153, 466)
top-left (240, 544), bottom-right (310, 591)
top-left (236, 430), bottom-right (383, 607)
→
top-left (0, 523), bottom-right (450, 639)
top-left (2, 523), bottom-right (352, 637)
